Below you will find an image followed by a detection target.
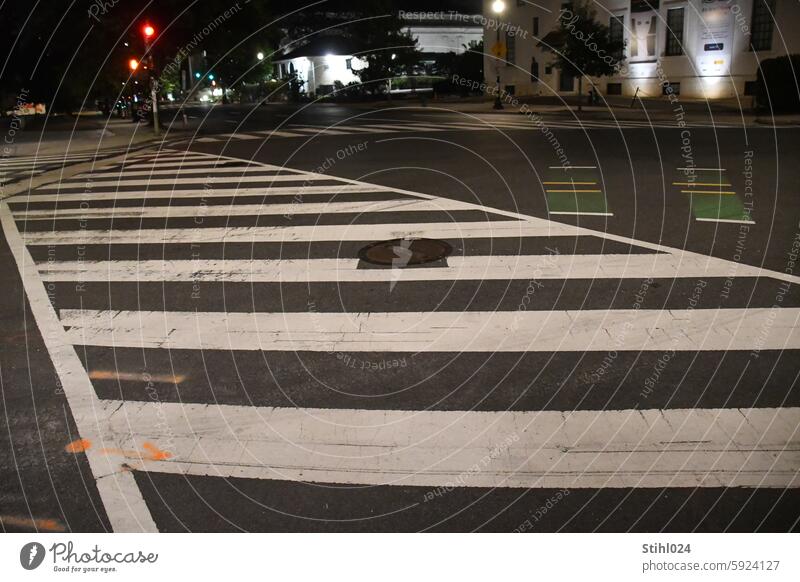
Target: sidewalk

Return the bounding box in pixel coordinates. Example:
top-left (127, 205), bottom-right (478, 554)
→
top-left (0, 112), bottom-right (184, 158)
top-left (346, 94), bottom-right (800, 125)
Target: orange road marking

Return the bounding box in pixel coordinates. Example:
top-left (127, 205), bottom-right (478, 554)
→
top-left (681, 190), bottom-right (736, 195)
top-left (88, 370), bottom-right (186, 384)
top-left (0, 515), bottom-right (66, 532)
top-left (64, 438), bottom-right (171, 461)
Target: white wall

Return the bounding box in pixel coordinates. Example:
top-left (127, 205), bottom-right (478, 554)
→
top-left (407, 25), bottom-right (483, 53)
top-left (276, 55), bottom-right (365, 95)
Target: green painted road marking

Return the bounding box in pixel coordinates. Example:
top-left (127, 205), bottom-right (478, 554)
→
top-left (676, 168), bottom-right (755, 224)
top-left (544, 167), bottom-right (610, 216)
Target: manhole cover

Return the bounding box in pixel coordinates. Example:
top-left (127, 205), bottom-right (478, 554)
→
top-left (358, 238), bottom-right (453, 267)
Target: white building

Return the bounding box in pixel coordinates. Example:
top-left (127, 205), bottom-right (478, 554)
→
top-left (483, 0), bottom-right (799, 100)
top-left (274, 12), bottom-right (483, 96)
top-left (273, 37), bottom-right (366, 97)
top-left (400, 11), bottom-right (484, 54)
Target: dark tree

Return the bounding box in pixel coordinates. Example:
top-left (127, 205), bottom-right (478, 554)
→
top-left (539, 0), bottom-right (625, 111)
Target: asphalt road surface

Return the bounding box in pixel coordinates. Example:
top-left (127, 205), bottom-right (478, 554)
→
top-left (1, 103), bottom-right (798, 532)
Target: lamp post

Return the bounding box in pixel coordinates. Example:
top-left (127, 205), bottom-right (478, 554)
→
top-left (492, 0), bottom-right (506, 110)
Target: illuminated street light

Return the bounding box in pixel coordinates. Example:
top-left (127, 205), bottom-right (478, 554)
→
top-left (492, 0), bottom-right (506, 13)
top-left (257, 52), bottom-right (264, 61)
top-left (128, 58), bottom-right (139, 71)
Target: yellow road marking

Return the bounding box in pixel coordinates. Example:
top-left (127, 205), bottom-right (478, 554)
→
top-left (543, 181), bottom-right (597, 185)
top-left (672, 182), bottom-right (732, 187)
top-left (681, 190), bottom-right (736, 196)
top-left (546, 189), bottom-right (602, 193)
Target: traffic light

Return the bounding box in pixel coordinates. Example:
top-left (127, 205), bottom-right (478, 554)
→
top-left (142, 24), bottom-right (155, 40)
top-left (194, 72), bottom-right (201, 79)
top-left (128, 58), bottom-right (139, 71)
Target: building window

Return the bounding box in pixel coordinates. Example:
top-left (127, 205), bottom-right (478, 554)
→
top-left (609, 15), bottom-right (624, 61)
top-left (506, 32), bottom-right (516, 65)
top-left (545, 64), bottom-right (552, 74)
top-left (346, 58), bottom-right (352, 70)
top-left (751, 0), bottom-right (776, 51)
top-left (662, 82), bottom-right (680, 95)
top-left (505, 85), bottom-right (516, 95)
top-left (533, 16), bottom-right (539, 37)
top-left (665, 7), bottom-right (684, 56)
top-left (606, 82), bottom-right (622, 95)
top-left (744, 80), bottom-right (759, 96)
top-left (531, 57), bottom-right (539, 81)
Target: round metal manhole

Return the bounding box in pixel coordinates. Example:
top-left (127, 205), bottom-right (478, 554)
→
top-left (358, 238), bottom-right (453, 266)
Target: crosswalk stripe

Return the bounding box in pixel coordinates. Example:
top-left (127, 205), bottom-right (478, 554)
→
top-left (35, 253), bottom-right (767, 284)
top-left (14, 184), bottom-right (392, 203)
top-left (75, 166), bottom-right (296, 178)
top-left (96, 400), bottom-right (800, 488)
top-left (125, 160), bottom-right (258, 169)
top-left (40, 173), bottom-right (341, 188)
top-left (18, 198), bottom-right (474, 220)
top-left (22, 220), bottom-right (574, 245)
top-left (58, 307), bottom-right (800, 352)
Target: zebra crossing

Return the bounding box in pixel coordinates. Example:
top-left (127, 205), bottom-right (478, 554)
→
top-left (2, 147), bottom-right (799, 531)
top-left (0, 147), bottom-right (136, 186)
top-left (188, 116), bottom-right (778, 143)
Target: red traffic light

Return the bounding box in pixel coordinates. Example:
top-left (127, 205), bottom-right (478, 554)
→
top-left (142, 24), bottom-right (155, 38)
top-left (128, 58), bottom-right (139, 71)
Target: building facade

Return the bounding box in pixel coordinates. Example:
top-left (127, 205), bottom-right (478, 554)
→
top-left (483, 0), bottom-right (798, 99)
top-left (274, 12), bottom-right (483, 97)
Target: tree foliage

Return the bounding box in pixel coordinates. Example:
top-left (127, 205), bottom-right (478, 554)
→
top-left (540, 0), bottom-right (625, 107)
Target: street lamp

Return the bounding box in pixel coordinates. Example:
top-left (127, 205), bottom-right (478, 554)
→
top-left (492, 0), bottom-right (506, 109)
top-left (257, 51), bottom-right (264, 61)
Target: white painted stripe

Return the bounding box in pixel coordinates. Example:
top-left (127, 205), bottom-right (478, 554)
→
top-left (290, 125), bottom-right (385, 134)
top-left (96, 400), bottom-right (800, 488)
top-left (125, 160), bottom-right (258, 169)
top-left (194, 137), bottom-right (220, 143)
top-left (676, 167), bottom-right (726, 171)
top-left (696, 218), bottom-right (757, 225)
top-left (0, 202), bottom-right (157, 532)
top-left (23, 221), bottom-right (572, 245)
top-left (41, 173), bottom-right (340, 188)
top-left (36, 252), bottom-right (768, 283)
top-left (216, 133), bottom-right (267, 140)
top-left (0, 159), bottom-right (94, 169)
top-left (283, 126), bottom-right (355, 136)
top-left (58, 307), bottom-right (800, 353)
top-left (130, 155), bottom-right (218, 163)
top-left (254, 130), bottom-right (309, 138)
top-left (549, 166), bottom-right (597, 170)
top-left (75, 166), bottom-right (296, 178)
top-left (549, 211), bottom-right (613, 216)
top-left (13, 184), bottom-right (392, 203)
top-left (18, 198), bottom-right (471, 220)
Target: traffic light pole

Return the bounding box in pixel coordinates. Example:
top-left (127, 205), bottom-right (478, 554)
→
top-left (150, 72), bottom-right (160, 137)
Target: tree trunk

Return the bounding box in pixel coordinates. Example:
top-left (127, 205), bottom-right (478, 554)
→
top-left (577, 76), bottom-right (583, 113)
